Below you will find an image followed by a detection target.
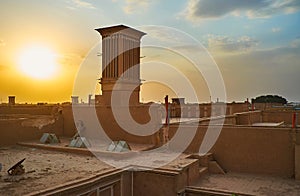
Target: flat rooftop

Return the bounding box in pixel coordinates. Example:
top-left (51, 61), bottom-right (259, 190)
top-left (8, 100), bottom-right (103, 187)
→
top-left (0, 145), bottom-right (114, 195)
top-left (0, 144), bottom-right (196, 195)
top-left (194, 172), bottom-right (300, 196)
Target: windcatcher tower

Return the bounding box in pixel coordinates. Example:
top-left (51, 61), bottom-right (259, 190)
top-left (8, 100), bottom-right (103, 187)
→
top-left (95, 25), bottom-right (146, 106)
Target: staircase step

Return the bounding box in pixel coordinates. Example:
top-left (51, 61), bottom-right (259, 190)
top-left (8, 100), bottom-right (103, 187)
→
top-left (199, 167), bottom-right (208, 178)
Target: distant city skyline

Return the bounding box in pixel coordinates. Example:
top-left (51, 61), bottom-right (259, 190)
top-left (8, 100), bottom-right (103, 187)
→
top-left (1, 0), bottom-right (300, 103)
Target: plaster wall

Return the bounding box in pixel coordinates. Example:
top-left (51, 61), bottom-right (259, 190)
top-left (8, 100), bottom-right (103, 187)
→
top-left (62, 105), bottom-right (162, 143)
top-left (133, 172), bottom-right (177, 196)
top-left (295, 145), bottom-right (300, 180)
top-left (263, 110), bottom-right (300, 125)
top-left (169, 125), bottom-right (294, 177)
top-left (0, 105), bottom-right (57, 115)
top-left (235, 111), bottom-right (262, 125)
top-left (0, 116), bottom-right (63, 146)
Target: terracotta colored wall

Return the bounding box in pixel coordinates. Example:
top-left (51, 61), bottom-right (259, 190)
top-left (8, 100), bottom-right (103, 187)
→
top-left (169, 125), bottom-right (294, 177)
top-left (121, 171), bottom-right (133, 196)
top-left (133, 167), bottom-right (197, 196)
top-left (0, 105), bottom-right (64, 146)
top-left (0, 116), bottom-right (63, 146)
top-left (235, 111), bottom-right (262, 125)
top-left (295, 145), bottom-right (300, 180)
top-left (62, 105), bottom-right (162, 143)
top-left (133, 172), bottom-right (177, 196)
top-left (61, 106), bottom-right (76, 137)
top-left (170, 102), bottom-right (249, 118)
top-left (263, 111), bottom-right (300, 125)
top-left (211, 126), bottom-right (294, 177)
top-left (228, 102), bottom-right (249, 114)
top-left (0, 105), bottom-right (57, 115)
top-left (199, 115), bottom-right (237, 125)
top-left (234, 110), bottom-right (300, 125)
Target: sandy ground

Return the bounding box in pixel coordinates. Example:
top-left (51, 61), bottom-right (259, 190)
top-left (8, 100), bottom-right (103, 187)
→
top-left (196, 172), bottom-right (300, 196)
top-left (18, 139), bottom-right (194, 171)
top-left (0, 145), bottom-right (113, 195)
top-left (0, 144), bottom-right (193, 195)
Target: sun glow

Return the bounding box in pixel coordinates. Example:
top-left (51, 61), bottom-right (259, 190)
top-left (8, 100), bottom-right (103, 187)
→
top-left (18, 45), bottom-right (58, 79)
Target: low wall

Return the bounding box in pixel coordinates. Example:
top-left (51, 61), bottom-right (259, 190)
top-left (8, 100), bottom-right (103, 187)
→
top-left (133, 160), bottom-right (199, 196)
top-left (234, 110), bottom-right (300, 126)
top-left (170, 102), bottom-right (249, 118)
top-left (0, 105), bottom-right (58, 115)
top-left (0, 105), bottom-right (64, 146)
top-left (0, 115), bottom-right (63, 146)
top-left (263, 110), bottom-right (300, 125)
top-left (211, 126), bottom-right (294, 177)
top-left (169, 125), bottom-right (294, 177)
top-left (62, 105), bottom-right (162, 144)
top-left (228, 102), bottom-right (249, 114)
top-left (235, 111), bottom-right (262, 125)
top-left (296, 145), bottom-right (300, 180)
top-left (198, 110), bottom-right (300, 126)
top-left (199, 115), bottom-right (236, 126)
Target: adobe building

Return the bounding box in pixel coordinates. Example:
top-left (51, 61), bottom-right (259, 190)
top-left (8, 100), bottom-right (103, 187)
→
top-left (95, 25), bottom-right (146, 106)
top-left (71, 25), bottom-right (161, 145)
top-left (1, 25), bottom-right (300, 195)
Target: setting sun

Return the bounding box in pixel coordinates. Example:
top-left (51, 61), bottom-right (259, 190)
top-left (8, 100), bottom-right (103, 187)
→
top-left (18, 45), bottom-right (58, 79)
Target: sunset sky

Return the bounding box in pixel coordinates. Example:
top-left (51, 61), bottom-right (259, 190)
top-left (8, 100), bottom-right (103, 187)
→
top-left (1, 0), bottom-right (300, 103)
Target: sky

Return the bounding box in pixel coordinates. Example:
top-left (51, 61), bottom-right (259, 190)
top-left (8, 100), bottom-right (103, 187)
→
top-left (0, 0), bottom-right (300, 103)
